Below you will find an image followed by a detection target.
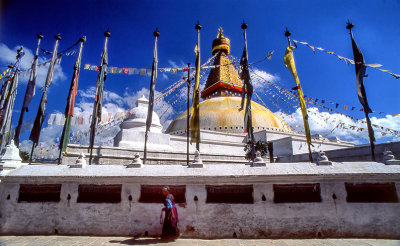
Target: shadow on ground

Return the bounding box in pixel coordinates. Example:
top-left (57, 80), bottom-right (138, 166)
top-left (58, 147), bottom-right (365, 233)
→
top-left (109, 237), bottom-right (175, 245)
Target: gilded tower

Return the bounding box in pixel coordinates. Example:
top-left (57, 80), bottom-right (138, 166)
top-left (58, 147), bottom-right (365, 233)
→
top-left (201, 28), bottom-right (243, 99)
top-left (166, 28), bottom-right (291, 134)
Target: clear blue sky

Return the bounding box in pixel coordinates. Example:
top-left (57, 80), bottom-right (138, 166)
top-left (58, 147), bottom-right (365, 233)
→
top-left (0, 0), bottom-right (399, 146)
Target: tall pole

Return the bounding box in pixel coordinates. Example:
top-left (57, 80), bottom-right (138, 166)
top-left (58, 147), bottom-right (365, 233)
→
top-left (346, 21), bottom-right (375, 161)
top-left (284, 28), bottom-right (313, 163)
top-left (14, 34), bottom-right (43, 147)
top-left (186, 63), bottom-right (191, 166)
top-left (29, 33), bottom-right (61, 164)
top-left (0, 47), bottom-right (24, 150)
top-left (195, 22), bottom-right (201, 152)
top-left (58, 36), bottom-right (86, 164)
top-left (89, 30), bottom-right (110, 165)
top-left (143, 29), bottom-right (159, 164)
top-left (241, 20), bottom-right (255, 162)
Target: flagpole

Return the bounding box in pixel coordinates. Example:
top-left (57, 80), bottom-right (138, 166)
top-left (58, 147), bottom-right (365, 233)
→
top-left (190, 21), bottom-right (202, 153)
top-left (0, 47), bottom-right (24, 150)
top-left (186, 63), bottom-right (191, 166)
top-left (241, 20), bottom-right (256, 162)
top-left (29, 33), bottom-right (61, 163)
top-left (14, 34), bottom-right (43, 147)
top-left (143, 29), bottom-right (159, 164)
top-left (58, 36), bottom-right (86, 164)
top-left (89, 31), bottom-right (110, 165)
top-left (346, 21), bottom-right (376, 161)
top-left (284, 28), bottom-right (313, 163)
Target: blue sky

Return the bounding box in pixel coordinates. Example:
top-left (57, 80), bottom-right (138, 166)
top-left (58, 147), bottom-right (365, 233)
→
top-left (0, 0), bottom-right (399, 152)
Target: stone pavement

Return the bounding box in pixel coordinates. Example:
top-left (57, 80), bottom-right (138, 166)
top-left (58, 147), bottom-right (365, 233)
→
top-left (0, 236), bottom-right (399, 246)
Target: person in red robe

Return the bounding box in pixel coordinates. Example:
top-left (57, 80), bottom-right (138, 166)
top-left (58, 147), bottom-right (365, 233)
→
top-left (160, 186), bottom-right (179, 240)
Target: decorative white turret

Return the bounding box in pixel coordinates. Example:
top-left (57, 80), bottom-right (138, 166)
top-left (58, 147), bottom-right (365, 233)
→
top-left (113, 95), bottom-right (171, 150)
top-left (119, 95), bottom-right (162, 133)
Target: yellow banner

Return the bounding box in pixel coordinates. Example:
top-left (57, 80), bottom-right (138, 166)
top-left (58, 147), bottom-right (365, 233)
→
top-left (190, 44), bottom-right (201, 144)
top-left (284, 45), bottom-right (312, 148)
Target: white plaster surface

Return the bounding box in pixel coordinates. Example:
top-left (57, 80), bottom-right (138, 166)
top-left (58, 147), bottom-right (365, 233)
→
top-left (0, 162), bottom-right (399, 238)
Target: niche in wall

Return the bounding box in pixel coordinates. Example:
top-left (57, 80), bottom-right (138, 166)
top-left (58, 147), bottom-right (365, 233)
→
top-left (18, 184), bottom-right (62, 202)
top-left (77, 184), bottom-right (122, 203)
top-left (273, 183), bottom-right (322, 203)
top-left (345, 182), bottom-right (398, 203)
top-left (206, 185), bottom-right (254, 204)
top-left (139, 185), bottom-right (186, 203)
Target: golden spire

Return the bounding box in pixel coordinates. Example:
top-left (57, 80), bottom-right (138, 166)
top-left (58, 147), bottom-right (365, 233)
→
top-left (212, 27), bottom-right (230, 55)
top-left (201, 28), bottom-right (242, 99)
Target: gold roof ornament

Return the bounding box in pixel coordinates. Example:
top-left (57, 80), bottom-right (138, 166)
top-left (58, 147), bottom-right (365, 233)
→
top-left (166, 28), bottom-right (292, 135)
top-left (212, 27), bottom-right (230, 55)
top-left (202, 28), bottom-right (242, 99)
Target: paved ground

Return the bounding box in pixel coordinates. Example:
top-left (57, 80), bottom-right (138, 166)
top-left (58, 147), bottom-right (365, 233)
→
top-left (0, 236), bottom-right (399, 246)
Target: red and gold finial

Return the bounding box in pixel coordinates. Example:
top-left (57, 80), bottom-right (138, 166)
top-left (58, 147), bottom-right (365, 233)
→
top-left (212, 27), bottom-right (230, 55)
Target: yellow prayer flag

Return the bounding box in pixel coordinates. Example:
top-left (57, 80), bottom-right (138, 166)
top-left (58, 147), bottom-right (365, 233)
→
top-left (190, 44), bottom-right (201, 145)
top-left (284, 44), bottom-right (312, 149)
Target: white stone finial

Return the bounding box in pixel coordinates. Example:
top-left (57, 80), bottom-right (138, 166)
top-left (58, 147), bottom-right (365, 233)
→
top-left (0, 140), bottom-right (25, 172)
top-left (189, 150), bottom-right (204, 168)
top-left (126, 153), bottom-right (143, 168)
top-left (136, 95), bottom-right (149, 107)
top-left (69, 152), bottom-right (87, 168)
top-left (252, 151), bottom-right (266, 167)
top-left (316, 151), bottom-right (332, 166)
top-left (383, 148), bottom-right (400, 165)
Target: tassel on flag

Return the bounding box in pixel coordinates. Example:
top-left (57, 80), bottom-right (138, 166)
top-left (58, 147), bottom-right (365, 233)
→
top-left (143, 29), bottom-right (159, 164)
top-left (89, 31), bottom-right (110, 165)
top-left (58, 36), bottom-right (86, 164)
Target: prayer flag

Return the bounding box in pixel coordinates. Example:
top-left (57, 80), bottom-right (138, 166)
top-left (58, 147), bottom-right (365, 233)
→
top-left (30, 34), bottom-right (61, 150)
top-left (348, 23), bottom-right (375, 160)
top-left (190, 40), bottom-right (201, 145)
top-left (143, 30), bottom-right (159, 163)
top-left (59, 36), bottom-right (85, 159)
top-left (284, 43), bottom-right (312, 160)
top-left (0, 47), bottom-right (24, 149)
top-left (238, 25), bottom-right (255, 161)
top-left (89, 31), bottom-right (110, 164)
top-left (15, 35), bottom-right (42, 147)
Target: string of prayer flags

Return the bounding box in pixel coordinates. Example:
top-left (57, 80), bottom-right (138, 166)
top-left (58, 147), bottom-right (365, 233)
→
top-left (292, 39), bottom-right (400, 79)
top-left (0, 68), bottom-right (11, 80)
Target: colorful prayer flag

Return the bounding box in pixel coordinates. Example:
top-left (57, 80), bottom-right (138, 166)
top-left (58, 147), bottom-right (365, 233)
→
top-left (284, 42), bottom-right (312, 159)
top-left (143, 30), bottom-right (159, 163)
top-left (59, 36), bottom-right (85, 158)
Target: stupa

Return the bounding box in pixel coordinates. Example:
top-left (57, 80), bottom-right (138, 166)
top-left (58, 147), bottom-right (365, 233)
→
top-left (166, 28), bottom-right (291, 135)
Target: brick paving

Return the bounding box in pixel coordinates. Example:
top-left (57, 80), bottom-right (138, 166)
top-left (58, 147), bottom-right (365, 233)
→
top-left (0, 236), bottom-right (399, 246)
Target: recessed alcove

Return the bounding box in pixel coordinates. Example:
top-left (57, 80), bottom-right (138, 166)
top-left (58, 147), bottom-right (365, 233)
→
top-left (206, 185), bottom-right (254, 204)
top-left (345, 183), bottom-right (398, 203)
top-left (139, 185), bottom-right (186, 203)
top-left (77, 184), bottom-right (122, 203)
top-left (273, 183), bottom-right (321, 203)
top-left (18, 184), bottom-right (62, 203)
